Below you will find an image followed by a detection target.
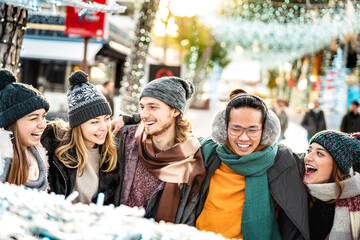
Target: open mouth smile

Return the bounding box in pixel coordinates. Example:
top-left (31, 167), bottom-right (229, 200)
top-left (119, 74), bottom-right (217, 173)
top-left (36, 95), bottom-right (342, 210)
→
top-left (31, 132), bottom-right (43, 139)
top-left (144, 121), bottom-right (155, 126)
top-left (305, 164), bottom-right (318, 176)
top-left (95, 133), bottom-right (105, 137)
top-left (237, 143), bottom-right (251, 149)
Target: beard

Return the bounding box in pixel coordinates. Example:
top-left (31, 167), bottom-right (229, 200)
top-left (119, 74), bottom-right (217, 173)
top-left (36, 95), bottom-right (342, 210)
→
top-left (145, 119), bottom-right (173, 137)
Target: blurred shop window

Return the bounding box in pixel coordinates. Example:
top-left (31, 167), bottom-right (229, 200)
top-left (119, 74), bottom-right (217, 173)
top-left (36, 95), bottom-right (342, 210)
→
top-left (40, 61), bottom-right (67, 92)
top-left (21, 59), bottom-right (66, 93)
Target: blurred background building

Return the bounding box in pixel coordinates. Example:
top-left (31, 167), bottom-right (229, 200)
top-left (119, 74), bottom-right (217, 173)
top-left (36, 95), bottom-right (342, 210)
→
top-left (1, 0), bottom-right (360, 130)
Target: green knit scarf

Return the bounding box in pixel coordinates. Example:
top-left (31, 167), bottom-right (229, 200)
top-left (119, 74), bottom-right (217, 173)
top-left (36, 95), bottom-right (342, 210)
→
top-left (201, 137), bottom-right (282, 240)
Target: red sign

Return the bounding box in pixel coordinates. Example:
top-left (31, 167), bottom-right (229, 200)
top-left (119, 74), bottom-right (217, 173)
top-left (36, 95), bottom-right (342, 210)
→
top-left (149, 64), bottom-right (181, 82)
top-left (65, 0), bottom-right (106, 38)
top-left (155, 68), bottom-right (174, 79)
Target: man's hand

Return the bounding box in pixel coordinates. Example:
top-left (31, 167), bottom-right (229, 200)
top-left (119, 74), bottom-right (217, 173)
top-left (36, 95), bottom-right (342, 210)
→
top-left (111, 116), bottom-right (124, 136)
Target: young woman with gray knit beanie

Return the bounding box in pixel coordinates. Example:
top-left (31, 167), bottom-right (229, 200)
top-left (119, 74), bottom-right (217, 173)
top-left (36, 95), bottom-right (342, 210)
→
top-left (0, 69), bottom-right (50, 191)
top-left (41, 70), bottom-right (120, 206)
top-left (304, 130), bottom-right (360, 240)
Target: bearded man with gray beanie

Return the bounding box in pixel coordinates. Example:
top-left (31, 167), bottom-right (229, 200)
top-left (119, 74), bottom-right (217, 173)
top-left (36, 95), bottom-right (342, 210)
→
top-left (113, 76), bottom-right (205, 225)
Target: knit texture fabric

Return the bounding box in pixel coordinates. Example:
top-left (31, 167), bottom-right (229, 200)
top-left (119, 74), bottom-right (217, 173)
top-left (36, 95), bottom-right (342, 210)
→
top-left (73, 147), bottom-right (100, 204)
top-left (67, 70), bottom-right (111, 128)
top-left (0, 69), bottom-right (50, 128)
top-left (25, 146), bottom-right (48, 191)
top-left (139, 76), bottom-right (194, 114)
top-left (310, 130), bottom-right (360, 174)
top-left (307, 173), bottom-right (360, 240)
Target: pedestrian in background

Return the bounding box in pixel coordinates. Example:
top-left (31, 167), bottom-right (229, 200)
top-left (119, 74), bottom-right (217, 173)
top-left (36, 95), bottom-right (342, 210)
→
top-left (41, 70), bottom-right (120, 205)
top-left (340, 100), bottom-right (360, 133)
top-left (0, 69), bottom-right (50, 190)
top-left (272, 99), bottom-right (288, 140)
top-left (304, 130), bottom-right (360, 240)
top-left (196, 89), bottom-right (309, 239)
top-left (301, 100), bottom-right (327, 140)
top-left (100, 81), bottom-right (115, 115)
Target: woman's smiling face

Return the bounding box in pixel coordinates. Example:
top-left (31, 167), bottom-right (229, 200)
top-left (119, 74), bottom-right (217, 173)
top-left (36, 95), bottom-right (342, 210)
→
top-left (16, 108), bottom-right (47, 147)
top-left (80, 115), bottom-right (111, 148)
top-left (304, 142), bottom-right (334, 184)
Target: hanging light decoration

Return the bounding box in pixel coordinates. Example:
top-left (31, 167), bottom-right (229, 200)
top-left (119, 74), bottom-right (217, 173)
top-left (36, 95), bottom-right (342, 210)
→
top-left (200, 0), bottom-right (360, 69)
top-left (0, 0), bottom-right (126, 13)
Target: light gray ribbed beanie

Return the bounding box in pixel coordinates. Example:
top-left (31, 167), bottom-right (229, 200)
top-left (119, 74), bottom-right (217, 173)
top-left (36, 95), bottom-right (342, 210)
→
top-left (139, 76), bottom-right (194, 114)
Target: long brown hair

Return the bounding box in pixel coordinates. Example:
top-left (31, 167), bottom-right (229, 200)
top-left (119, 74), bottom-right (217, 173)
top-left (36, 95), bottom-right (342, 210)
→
top-left (52, 119), bottom-right (117, 175)
top-left (6, 123), bottom-right (29, 185)
top-left (174, 114), bottom-right (192, 143)
top-left (328, 160), bottom-right (351, 203)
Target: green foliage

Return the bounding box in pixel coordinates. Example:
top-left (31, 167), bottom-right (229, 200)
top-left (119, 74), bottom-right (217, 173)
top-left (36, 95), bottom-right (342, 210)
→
top-left (179, 16), bottom-right (230, 70)
top-left (209, 41), bottom-right (231, 69)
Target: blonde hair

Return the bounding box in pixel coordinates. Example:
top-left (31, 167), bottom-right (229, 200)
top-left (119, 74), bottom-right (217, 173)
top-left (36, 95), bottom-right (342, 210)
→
top-left (6, 123), bottom-right (29, 185)
top-left (52, 119), bottom-right (117, 175)
top-left (174, 114), bottom-right (192, 143)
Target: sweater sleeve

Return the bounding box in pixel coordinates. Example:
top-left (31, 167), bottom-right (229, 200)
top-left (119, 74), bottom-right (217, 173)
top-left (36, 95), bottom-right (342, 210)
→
top-left (121, 113), bottom-right (141, 125)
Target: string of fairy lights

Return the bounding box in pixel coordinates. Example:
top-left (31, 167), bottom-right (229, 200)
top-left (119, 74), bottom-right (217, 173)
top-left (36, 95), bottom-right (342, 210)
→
top-left (0, 0), bottom-right (126, 13)
top-left (200, 0), bottom-right (360, 69)
top-left (120, 0), bottom-right (159, 114)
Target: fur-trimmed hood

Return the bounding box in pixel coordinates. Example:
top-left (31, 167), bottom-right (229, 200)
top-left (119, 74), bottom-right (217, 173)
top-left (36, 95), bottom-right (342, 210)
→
top-left (211, 109), bottom-right (281, 145)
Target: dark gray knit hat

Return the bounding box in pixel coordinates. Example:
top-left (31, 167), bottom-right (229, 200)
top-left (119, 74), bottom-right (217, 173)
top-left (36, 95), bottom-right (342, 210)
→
top-left (67, 70), bottom-right (111, 128)
top-left (139, 76), bottom-right (194, 114)
top-left (310, 130), bottom-right (360, 174)
top-left (0, 69), bottom-right (50, 128)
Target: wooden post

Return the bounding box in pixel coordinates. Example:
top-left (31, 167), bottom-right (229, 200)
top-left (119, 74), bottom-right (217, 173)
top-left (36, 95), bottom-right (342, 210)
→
top-left (82, 36), bottom-right (90, 72)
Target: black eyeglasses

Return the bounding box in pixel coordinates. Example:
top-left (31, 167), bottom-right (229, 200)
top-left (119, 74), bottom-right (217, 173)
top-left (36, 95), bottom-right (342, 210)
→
top-left (228, 126), bottom-right (262, 138)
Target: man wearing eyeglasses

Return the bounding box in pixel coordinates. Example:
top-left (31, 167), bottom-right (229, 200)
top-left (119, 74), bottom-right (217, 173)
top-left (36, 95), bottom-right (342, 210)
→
top-left (196, 90), bottom-right (309, 240)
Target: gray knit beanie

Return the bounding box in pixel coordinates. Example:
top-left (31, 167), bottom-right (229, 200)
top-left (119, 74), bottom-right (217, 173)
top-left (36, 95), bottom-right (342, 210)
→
top-left (0, 69), bottom-right (50, 128)
top-left (67, 70), bottom-right (111, 128)
top-left (139, 76), bottom-right (194, 114)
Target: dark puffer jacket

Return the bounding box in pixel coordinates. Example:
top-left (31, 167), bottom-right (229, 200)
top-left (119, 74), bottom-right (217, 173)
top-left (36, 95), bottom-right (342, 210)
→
top-left (41, 123), bottom-right (121, 206)
top-left (195, 144), bottom-right (310, 240)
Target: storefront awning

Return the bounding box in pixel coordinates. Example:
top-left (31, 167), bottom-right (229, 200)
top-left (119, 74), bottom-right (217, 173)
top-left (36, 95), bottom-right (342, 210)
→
top-left (96, 41), bottom-right (128, 62)
top-left (20, 38), bottom-right (103, 63)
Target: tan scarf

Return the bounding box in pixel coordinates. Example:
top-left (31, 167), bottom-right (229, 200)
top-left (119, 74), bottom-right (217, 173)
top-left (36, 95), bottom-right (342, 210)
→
top-left (135, 123), bottom-right (205, 223)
